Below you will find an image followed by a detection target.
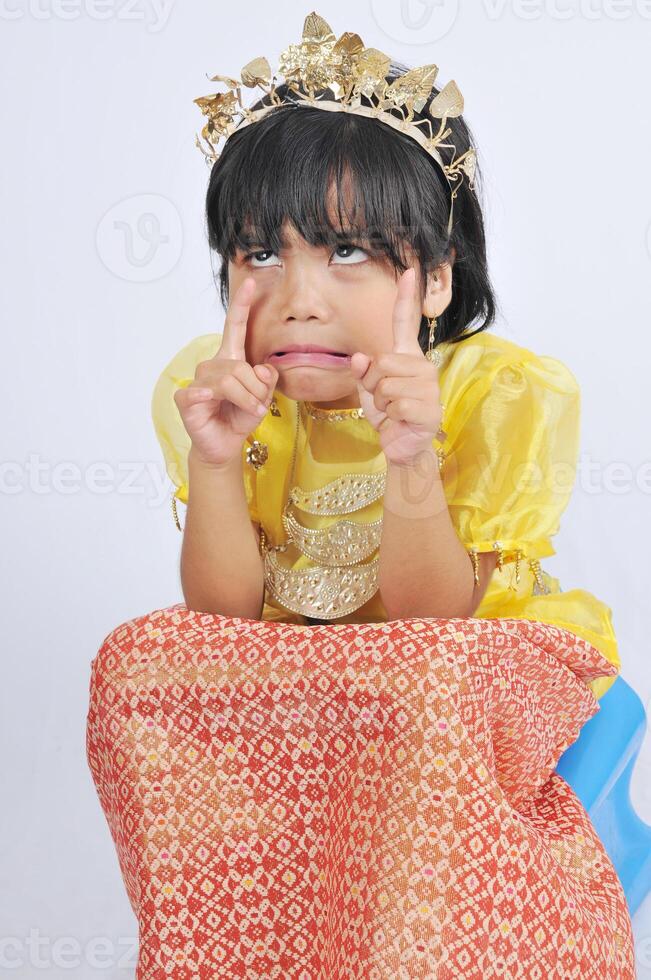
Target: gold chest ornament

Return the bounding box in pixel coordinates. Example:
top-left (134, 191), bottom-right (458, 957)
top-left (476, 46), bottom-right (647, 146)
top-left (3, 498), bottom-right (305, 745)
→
top-left (257, 398), bottom-right (445, 621)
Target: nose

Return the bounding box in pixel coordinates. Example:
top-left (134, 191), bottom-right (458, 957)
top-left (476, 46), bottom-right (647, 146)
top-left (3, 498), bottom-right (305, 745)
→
top-left (276, 256), bottom-right (331, 324)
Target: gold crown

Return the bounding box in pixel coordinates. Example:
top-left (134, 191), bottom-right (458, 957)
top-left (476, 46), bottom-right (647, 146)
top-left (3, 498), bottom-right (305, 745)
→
top-left (193, 11), bottom-right (476, 235)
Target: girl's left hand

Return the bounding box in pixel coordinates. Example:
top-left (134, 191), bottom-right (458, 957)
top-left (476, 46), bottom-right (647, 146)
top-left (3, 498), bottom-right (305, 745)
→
top-left (350, 268), bottom-right (443, 466)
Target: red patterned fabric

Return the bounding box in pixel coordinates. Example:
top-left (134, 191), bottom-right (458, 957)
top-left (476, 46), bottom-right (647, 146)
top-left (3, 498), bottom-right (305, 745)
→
top-left (86, 605), bottom-right (635, 978)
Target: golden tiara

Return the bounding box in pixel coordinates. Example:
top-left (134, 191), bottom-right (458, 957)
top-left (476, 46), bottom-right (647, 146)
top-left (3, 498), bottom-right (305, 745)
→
top-left (193, 10), bottom-right (477, 235)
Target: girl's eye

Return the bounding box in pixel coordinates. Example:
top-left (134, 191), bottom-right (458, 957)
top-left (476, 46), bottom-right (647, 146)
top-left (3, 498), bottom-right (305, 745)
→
top-left (332, 244), bottom-right (368, 265)
top-left (243, 249), bottom-right (278, 268)
top-left (243, 244), bottom-right (369, 267)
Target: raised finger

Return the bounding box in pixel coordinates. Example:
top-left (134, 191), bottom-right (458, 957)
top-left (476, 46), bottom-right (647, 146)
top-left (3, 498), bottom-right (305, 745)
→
top-left (392, 268), bottom-right (423, 356)
top-left (215, 277), bottom-right (256, 361)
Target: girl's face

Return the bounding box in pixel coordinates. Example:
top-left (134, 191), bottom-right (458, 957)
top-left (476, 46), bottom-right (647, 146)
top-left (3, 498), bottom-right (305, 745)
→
top-left (228, 203), bottom-right (453, 410)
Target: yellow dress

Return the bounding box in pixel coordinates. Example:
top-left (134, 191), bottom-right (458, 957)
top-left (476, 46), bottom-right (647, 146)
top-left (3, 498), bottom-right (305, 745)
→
top-left (151, 330), bottom-right (620, 699)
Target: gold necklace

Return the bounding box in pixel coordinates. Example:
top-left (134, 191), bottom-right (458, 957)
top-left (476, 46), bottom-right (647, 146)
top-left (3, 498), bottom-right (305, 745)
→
top-left (303, 399), bottom-right (366, 422)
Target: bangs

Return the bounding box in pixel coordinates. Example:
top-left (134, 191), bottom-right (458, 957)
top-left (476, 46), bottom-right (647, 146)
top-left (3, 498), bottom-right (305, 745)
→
top-left (206, 100), bottom-right (451, 278)
top-left (203, 68), bottom-right (497, 347)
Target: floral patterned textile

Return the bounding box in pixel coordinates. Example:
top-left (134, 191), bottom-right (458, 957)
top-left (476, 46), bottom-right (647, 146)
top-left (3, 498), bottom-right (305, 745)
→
top-left (86, 605), bottom-right (634, 978)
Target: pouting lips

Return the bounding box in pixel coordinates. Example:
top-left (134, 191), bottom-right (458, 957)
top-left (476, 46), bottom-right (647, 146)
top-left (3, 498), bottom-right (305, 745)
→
top-left (273, 351), bottom-right (349, 357)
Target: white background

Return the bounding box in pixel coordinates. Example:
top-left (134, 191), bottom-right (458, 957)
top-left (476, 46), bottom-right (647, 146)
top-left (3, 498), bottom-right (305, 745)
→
top-left (1, 0), bottom-right (650, 975)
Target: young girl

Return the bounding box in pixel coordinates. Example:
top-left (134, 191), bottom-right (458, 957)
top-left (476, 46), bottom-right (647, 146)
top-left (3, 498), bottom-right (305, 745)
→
top-left (152, 28), bottom-right (619, 703)
top-left (88, 12), bottom-right (634, 977)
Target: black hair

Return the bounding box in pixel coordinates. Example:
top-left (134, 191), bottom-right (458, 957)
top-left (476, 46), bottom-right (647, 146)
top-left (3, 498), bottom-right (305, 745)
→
top-left (203, 62), bottom-right (498, 352)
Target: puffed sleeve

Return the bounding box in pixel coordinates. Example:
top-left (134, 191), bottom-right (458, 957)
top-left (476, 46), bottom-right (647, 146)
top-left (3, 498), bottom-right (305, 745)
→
top-left (150, 332), bottom-right (261, 525)
top-left (442, 344), bottom-right (581, 570)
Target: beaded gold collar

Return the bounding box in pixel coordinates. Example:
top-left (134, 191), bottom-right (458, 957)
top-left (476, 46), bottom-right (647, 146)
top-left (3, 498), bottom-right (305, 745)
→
top-left (303, 399), bottom-right (365, 422)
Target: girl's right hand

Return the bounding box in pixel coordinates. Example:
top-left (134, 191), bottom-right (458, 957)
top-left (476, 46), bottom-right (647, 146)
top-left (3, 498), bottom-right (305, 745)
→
top-left (173, 278), bottom-right (279, 468)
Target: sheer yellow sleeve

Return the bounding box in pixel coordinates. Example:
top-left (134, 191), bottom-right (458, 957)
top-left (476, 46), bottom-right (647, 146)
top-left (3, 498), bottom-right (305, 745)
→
top-left (443, 344), bottom-right (581, 573)
top-left (150, 332), bottom-right (260, 525)
top-left (437, 335), bottom-right (620, 700)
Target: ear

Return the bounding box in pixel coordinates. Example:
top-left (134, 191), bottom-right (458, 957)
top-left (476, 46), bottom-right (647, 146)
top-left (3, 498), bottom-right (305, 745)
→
top-left (422, 247), bottom-right (456, 319)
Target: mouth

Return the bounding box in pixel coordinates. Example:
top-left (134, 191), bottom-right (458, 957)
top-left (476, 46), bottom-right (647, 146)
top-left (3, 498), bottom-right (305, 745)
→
top-left (269, 345), bottom-right (351, 368)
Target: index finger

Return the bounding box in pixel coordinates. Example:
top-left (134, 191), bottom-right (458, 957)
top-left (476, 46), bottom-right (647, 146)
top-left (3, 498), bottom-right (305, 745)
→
top-left (215, 277), bottom-right (256, 361)
top-left (392, 268), bottom-right (422, 356)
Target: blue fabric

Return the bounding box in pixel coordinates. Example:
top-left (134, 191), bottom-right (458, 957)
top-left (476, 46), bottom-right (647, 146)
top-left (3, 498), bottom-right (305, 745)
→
top-left (556, 676), bottom-right (651, 917)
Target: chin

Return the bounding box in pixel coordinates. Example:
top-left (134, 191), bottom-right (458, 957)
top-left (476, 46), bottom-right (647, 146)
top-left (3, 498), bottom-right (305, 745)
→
top-left (277, 375), bottom-right (354, 403)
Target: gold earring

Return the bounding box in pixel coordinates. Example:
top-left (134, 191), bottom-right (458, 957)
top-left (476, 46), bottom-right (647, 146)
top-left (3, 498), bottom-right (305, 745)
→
top-left (270, 397), bottom-right (281, 417)
top-left (425, 315), bottom-right (442, 366)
